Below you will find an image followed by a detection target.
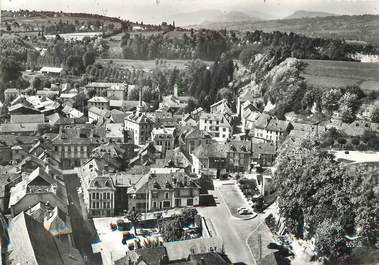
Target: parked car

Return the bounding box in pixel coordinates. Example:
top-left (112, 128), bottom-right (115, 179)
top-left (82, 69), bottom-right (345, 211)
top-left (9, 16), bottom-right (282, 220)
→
top-left (238, 208), bottom-right (252, 215)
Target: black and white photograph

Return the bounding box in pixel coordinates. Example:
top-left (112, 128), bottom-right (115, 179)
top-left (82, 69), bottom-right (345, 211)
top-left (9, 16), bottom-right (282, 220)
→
top-left (0, 0), bottom-right (378, 264)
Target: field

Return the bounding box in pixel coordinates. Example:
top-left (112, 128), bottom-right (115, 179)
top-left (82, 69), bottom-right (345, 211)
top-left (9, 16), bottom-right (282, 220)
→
top-left (45, 32), bottom-right (103, 41)
top-left (300, 59), bottom-right (379, 93)
top-left (96, 58), bottom-right (211, 71)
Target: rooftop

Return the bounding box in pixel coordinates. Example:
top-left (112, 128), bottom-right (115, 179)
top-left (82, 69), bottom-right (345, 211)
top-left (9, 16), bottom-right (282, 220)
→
top-left (88, 96), bottom-right (109, 103)
top-left (10, 114), bottom-right (45, 124)
top-left (40, 66), bottom-right (63, 73)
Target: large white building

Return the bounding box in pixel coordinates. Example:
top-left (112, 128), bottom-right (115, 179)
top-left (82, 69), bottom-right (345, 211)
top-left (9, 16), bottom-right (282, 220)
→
top-left (199, 112), bottom-right (233, 141)
top-left (253, 113), bottom-right (291, 143)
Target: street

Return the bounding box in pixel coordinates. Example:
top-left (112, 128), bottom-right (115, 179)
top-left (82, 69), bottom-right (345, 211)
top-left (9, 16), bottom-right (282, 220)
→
top-left (197, 180), bottom-right (275, 265)
top-left (63, 172), bottom-right (103, 265)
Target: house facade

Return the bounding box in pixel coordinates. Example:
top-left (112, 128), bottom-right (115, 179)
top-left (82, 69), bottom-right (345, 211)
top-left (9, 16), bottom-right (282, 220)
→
top-left (124, 112), bottom-right (154, 146)
top-left (199, 112), bottom-right (233, 141)
top-left (253, 113), bottom-right (291, 144)
top-left (88, 97), bottom-right (110, 110)
top-left (78, 161), bottom-right (116, 217)
top-left (151, 127), bottom-right (175, 155)
top-left (127, 170), bottom-right (200, 212)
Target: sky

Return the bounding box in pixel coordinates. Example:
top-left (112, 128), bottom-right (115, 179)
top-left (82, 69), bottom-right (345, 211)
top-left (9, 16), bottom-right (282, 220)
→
top-left (2, 0), bottom-right (379, 24)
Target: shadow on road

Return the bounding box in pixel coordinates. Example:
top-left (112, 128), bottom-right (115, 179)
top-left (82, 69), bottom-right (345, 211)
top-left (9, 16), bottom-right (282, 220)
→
top-left (64, 173), bottom-right (102, 265)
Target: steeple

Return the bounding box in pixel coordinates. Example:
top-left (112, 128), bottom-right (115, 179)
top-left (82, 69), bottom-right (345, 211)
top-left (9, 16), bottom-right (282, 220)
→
top-left (137, 86), bottom-right (144, 113)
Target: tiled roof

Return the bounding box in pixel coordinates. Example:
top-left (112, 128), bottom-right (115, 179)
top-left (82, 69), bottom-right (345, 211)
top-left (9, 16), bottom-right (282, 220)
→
top-left (61, 105), bottom-right (84, 118)
top-left (89, 176), bottom-right (115, 189)
top-left (126, 112), bottom-right (153, 124)
top-left (86, 82), bottom-right (122, 88)
top-left (254, 113), bottom-right (289, 132)
top-left (88, 106), bottom-right (110, 117)
top-left (40, 66), bottom-right (63, 73)
top-left (106, 123), bottom-right (124, 139)
top-left (129, 171), bottom-right (198, 194)
top-left (0, 123), bottom-right (39, 133)
top-left (9, 212), bottom-right (84, 265)
top-left (192, 143), bottom-right (229, 159)
top-left (88, 96), bottom-right (109, 103)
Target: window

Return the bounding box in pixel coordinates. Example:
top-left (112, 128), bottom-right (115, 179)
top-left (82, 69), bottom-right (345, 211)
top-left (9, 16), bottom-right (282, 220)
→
top-left (165, 192), bottom-right (169, 199)
top-left (163, 201), bottom-right (171, 208)
top-left (223, 128), bottom-right (226, 132)
top-left (187, 199), bottom-right (193, 206)
top-left (136, 202), bottom-right (146, 209)
top-left (152, 201), bottom-right (157, 209)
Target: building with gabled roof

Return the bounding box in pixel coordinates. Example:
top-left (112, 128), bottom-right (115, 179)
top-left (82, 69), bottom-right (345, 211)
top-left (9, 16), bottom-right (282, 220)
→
top-left (8, 211), bottom-right (84, 265)
top-left (253, 113), bottom-right (291, 144)
top-left (78, 159), bottom-right (116, 217)
top-left (124, 111), bottom-right (154, 146)
top-left (25, 202), bottom-right (73, 246)
top-left (8, 167), bottom-right (67, 217)
top-left (40, 66), bottom-right (64, 75)
top-left (88, 106), bottom-right (110, 123)
top-left (199, 112), bottom-right (233, 141)
top-left (52, 124), bottom-right (107, 169)
top-left (210, 99), bottom-right (233, 116)
top-left (178, 126), bottom-right (212, 154)
top-left (151, 127), bottom-right (175, 155)
top-left (61, 105), bottom-right (84, 119)
top-left (127, 170), bottom-right (200, 212)
top-left (86, 82), bottom-right (124, 97)
top-left (88, 96), bottom-right (110, 110)
top-left (164, 147), bottom-right (193, 174)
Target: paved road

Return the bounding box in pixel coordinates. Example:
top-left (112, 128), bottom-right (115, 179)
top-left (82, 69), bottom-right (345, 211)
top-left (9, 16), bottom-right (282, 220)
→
top-left (63, 173), bottom-right (103, 265)
top-left (197, 181), bottom-right (264, 265)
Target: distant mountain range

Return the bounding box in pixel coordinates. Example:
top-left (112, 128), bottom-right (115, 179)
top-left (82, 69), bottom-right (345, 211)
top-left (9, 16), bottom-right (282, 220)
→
top-left (285, 10), bottom-right (337, 19)
top-left (189, 14), bottom-right (379, 46)
top-left (169, 9), bottom-right (272, 27)
top-left (172, 9), bottom-right (341, 27)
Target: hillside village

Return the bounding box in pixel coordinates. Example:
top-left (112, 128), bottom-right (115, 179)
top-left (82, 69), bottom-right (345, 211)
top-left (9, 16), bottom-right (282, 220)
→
top-left (0, 8), bottom-right (378, 265)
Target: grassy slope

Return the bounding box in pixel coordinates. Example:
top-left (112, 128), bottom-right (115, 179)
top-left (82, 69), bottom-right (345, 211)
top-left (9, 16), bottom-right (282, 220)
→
top-left (300, 59), bottom-right (379, 92)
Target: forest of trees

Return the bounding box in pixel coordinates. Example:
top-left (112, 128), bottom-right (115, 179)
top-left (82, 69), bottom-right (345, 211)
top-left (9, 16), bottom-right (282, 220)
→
top-left (120, 30), bottom-right (228, 61)
top-left (26, 35), bottom-right (108, 75)
top-left (274, 138), bottom-right (378, 263)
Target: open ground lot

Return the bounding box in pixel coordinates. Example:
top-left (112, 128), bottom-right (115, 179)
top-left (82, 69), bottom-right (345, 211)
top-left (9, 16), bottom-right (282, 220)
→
top-left (332, 150), bottom-right (379, 163)
top-left (301, 59), bottom-right (379, 93)
top-left (97, 58), bottom-right (212, 71)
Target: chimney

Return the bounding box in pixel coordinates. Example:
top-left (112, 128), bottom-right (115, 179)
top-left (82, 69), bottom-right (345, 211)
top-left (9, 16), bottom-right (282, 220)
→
top-left (174, 84), bottom-right (178, 97)
top-left (137, 86), bottom-right (143, 113)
